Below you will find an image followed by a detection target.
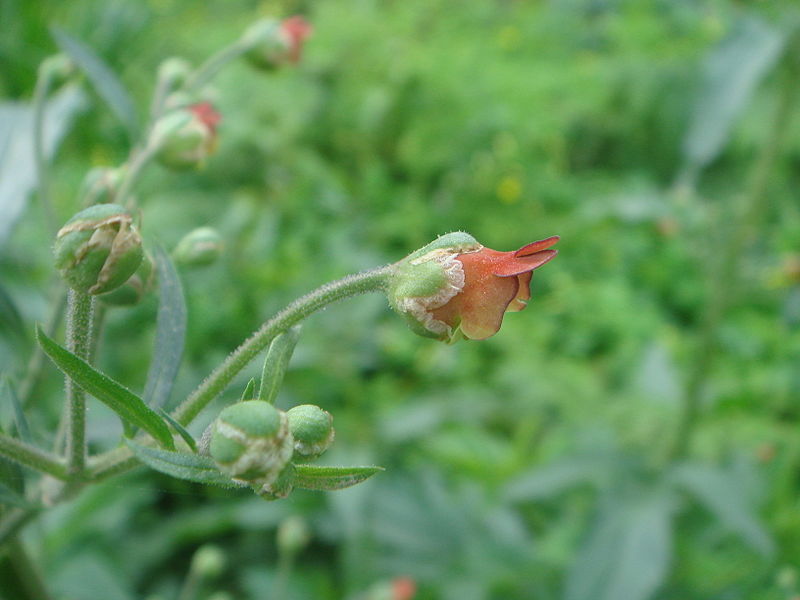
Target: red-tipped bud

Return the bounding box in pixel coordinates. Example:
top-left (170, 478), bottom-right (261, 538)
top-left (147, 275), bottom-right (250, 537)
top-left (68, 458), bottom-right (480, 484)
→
top-left (241, 16), bottom-right (313, 70)
top-left (151, 102), bottom-right (221, 170)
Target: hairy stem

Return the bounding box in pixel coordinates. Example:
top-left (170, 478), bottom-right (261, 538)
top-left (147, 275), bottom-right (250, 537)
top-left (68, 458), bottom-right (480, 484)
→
top-left (64, 290), bottom-right (94, 476)
top-left (0, 434), bottom-right (67, 479)
top-left (183, 40), bottom-right (249, 93)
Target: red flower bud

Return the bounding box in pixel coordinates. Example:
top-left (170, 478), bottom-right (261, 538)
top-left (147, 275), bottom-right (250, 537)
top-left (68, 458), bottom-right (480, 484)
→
top-left (151, 102), bottom-right (221, 170)
top-left (242, 16), bottom-right (313, 70)
top-left (389, 233), bottom-right (558, 342)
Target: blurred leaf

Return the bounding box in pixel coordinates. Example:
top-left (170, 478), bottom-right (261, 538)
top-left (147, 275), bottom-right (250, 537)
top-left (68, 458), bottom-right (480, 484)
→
top-left (37, 325), bottom-right (174, 450)
top-left (682, 16), bottom-right (785, 174)
top-left (51, 26), bottom-right (138, 136)
top-left (143, 247), bottom-right (186, 409)
top-left (0, 481), bottom-right (30, 508)
top-left (157, 408), bottom-right (197, 453)
top-left (633, 343), bottom-right (680, 406)
top-left (241, 377), bottom-right (256, 401)
top-left (669, 462), bottom-right (774, 555)
top-left (258, 325), bottom-right (302, 404)
top-left (0, 422), bottom-right (25, 499)
top-left (0, 284), bottom-right (25, 342)
top-left (294, 465), bottom-right (384, 491)
top-left (565, 491), bottom-right (674, 600)
top-left (0, 86), bottom-right (86, 244)
top-left (1, 376), bottom-right (32, 443)
top-left (504, 457), bottom-right (610, 502)
top-left (126, 440), bottom-right (239, 487)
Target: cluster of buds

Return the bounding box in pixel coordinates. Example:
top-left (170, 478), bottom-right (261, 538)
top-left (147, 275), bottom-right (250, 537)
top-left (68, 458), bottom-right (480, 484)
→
top-left (208, 400), bottom-right (334, 499)
top-left (388, 232), bottom-right (559, 342)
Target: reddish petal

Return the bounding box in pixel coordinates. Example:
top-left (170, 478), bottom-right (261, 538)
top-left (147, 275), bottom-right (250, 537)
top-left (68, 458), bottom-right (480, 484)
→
top-left (507, 272), bottom-right (532, 312)
top-left (514, 236), bottom-right (559, 257)
top-left (493, 249), bottom-right (557, 277)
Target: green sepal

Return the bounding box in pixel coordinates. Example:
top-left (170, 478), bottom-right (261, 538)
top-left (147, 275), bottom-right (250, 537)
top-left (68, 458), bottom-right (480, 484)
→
top-left (258, 325), bottom-right (302, 404)
top-left (241, 378), bottom-right (256, 402)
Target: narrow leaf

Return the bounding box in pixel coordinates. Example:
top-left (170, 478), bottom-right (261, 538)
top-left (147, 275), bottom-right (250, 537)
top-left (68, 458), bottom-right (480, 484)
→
top-left (36, 325), bottom-right (174, 450)
top-left (143, 247), bottom-right (187, 408)
top-left (1, 377), bottom-right (32, 444)
top-left (241, 378), bottom-right (256, 402)
top-left (51, 27), bottom-right (138, 135)
top-left (158, 409), bottom-right (197, 453)
top-left (0, 284), bottom-right (25, 343)
top-left (294, 465), bottom-right (384, 491)
top-left (126, 440), bottom-right (239, 487)
top-left (258, 325), bottom-right (302, 404)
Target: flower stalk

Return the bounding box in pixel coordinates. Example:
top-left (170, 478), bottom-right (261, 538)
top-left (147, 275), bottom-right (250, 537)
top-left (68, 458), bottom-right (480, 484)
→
top-left (64, 290), bottom-right (94, 476)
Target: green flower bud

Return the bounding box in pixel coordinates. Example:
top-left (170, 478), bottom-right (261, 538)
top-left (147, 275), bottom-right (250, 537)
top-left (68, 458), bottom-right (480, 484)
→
top-left (98, 249), bottom-right (155, 306)
top-left (241, 16), bottom-right (312, 70)
top-left (53, 204), bottom-right (143, 295)
top-left (190, 544), bottom-right (225, 579)
top-left (286, 404), bottom-right (334, 458)
top-left (39, 54), bottom-right (76, 87)
top-left (157, 57), bottom-right (192, 89)
top-left (173, 227), bottom-right (224, 267)
top-left (151, 102), bottom-right (220, 170)
top-left (78, 166), bottom-right (127, 206)
top-left (210, 401), bottom-right (293, 488)
top-left (276, 516), bottom-right (310, 556)
top-left (258, 462), bottom-right (295, 500)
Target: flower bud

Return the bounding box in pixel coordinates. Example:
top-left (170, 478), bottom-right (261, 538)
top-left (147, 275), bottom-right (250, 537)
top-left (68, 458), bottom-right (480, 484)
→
top-left (190, 544), bottom-right (225, 578)
top-left (173, 227), bottom-right (224, 267)
top-left (286, 404), bottom-right (334, 458)
top-left (78, 166), bottom-right (127, 206)
top-left (258, 463), bottom-right (295, 500)
top-left (276, 516), bottom-right (310, 556)
top-left (98, 249), bottom-right (155, 306)
top-left (241, 16), bottom-right (312, 70)
top-left (151, 102), bottom-right (220, 170)
top-left (157, 57), bottom-right (192, 89)
top-left (53, 204), bottom-right (144, 295)
top-left (209, 400), bottom-right (294, 488)
top-left (39, 54), bottom-right (76, 87)
top-left (388, 232), bottom-right (559, 342)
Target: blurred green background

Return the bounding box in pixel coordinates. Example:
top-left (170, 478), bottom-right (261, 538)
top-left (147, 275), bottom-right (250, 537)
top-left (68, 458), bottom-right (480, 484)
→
top-left (2, 0), bottom-right (800, 598)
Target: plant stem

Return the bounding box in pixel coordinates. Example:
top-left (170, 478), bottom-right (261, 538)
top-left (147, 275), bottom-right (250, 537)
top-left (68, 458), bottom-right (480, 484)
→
top-left (64, 290), bottom-right (94, 476)
top-left (87, 265), bottom-right (395, 480)
top-left (669, 59), bottom-right (800, 461)
top-left (183, 40), bottom-right (249, 93)
top-left (0, 434), bottom-right (67, 479)
top-left (32, 68), bottom-right (56, 236)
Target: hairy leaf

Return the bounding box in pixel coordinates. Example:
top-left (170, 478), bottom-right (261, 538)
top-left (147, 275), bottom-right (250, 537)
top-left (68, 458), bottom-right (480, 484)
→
top-left (126, 440), bottom-right (239, 487)
top-left (294, 465), bottom-right (384, 491)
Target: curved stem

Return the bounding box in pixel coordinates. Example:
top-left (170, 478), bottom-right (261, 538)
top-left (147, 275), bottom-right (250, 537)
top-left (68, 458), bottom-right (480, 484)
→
top-left (183, 40), bottom-right (249, 93)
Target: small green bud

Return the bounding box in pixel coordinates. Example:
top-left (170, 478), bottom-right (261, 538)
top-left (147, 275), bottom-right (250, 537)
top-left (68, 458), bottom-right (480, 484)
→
top-left (151, 103), bottom-right (220, 170)
top-left (98, 249), bottom-right (155, 306)
top-left (53, 204), bottom-right (143, 295)
top-left (190, 544), bottom-right (225, 578)
top-left (39, 54), bottom-right (76, 87)
top-left (286, 404), bottom-right (334, 458)
top-left (173, 227), bottom-right (224, 267)
top-left (210, 401), bottom-right (293, 488)
top-left (78, 166), bottom-right (127, 206)
top-left (157, 57), bottom-right (192, 88)
top-left (276, 516), bottom-right (310, 556)
top-left (241, 16), bottom-right (312, 70)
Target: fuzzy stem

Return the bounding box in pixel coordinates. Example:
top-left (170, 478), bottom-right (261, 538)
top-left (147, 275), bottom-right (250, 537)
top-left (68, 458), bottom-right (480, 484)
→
top-left (670, 56), bottom-right (800, 460)
top-left (182, 40), bottom-right (249, 93)
top-left (0, 433), bottom-right (67, 479)
top-left (64, 290), bottom-right (94, 476)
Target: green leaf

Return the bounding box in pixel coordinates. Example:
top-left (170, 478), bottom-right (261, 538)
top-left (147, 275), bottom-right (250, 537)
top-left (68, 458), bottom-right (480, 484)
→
top-left (258, 325), bottom-right (302, 404)
top-left (158, 409), bottom-right (197, 453)
top-left (293, 465), bottom-right (384, 491)
top-left (0, 284), bottom-right (25, 343)
top-left (241, 378), bottom-right (256, 402)
top-left (126, 440), bottom-right (239, 487)
top-left (0, 481), bottom-right (30, 508)
top-left (682, 16), bottom-right (785, 176)
top-left (669, 462), bottom-right (773, 555)
top-left (565, 491), bottom-right (674, 600)
top-left (36, 325), bottom-right (174, 450)
top-left (504, 457), bottom-right (607, 502)
top-left (1, 376), bottom-right (32, 444)
top-left (51, 27), bottom-right (138, 136)
top-left (143, 247), bottom-right (187, 409)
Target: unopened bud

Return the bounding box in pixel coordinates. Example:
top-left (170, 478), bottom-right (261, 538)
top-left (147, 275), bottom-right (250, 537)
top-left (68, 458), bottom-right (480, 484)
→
top-left (241, 16), bottom-right (312, 70)
top-left (151, 102), bottom-right (220, 170)
top-left (53, 204), bottom-right (143, 295)
top-left (190, 544), bottom-right (225, 579)
top-left (286, 404), bottom-right (334, 458)
top-left (276, 516), bottom-right (310, 556)
top-left (98, 249), bottom-right (155, 306)
top-left (173, 227), bottom-right (223, 267)
top-left (210, 401), bottom-right (293, 489)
